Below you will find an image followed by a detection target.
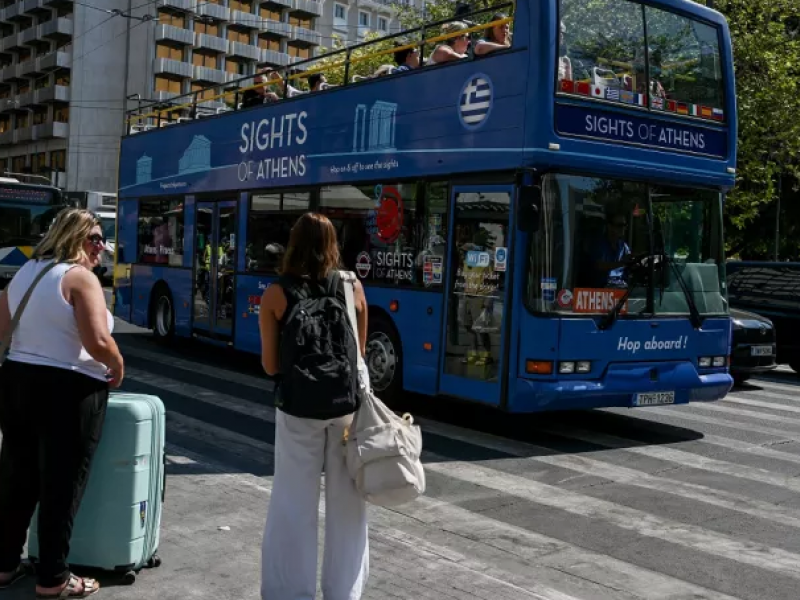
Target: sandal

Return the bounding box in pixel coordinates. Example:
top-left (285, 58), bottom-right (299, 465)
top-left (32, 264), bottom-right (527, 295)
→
top-left (35, 574), bottom-right (100, 598)
top-left (0, 563), bottom-right (28, 590)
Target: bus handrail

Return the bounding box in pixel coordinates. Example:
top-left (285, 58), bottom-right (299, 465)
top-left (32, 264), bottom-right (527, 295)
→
top-left (125, 2), bottom-right (513, 128)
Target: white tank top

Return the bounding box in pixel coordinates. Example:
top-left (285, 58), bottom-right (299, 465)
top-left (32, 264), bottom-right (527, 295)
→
top-left (6, 259), bottom-right (114, 382)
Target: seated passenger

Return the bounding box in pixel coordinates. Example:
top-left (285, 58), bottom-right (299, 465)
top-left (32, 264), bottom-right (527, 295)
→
top-left (427, 21), bottom-right (470, 65)
top-left (308, 73), bottom-right (333, 91)
top-left (393, 43), bottom-right (421, 72)
top-left (474, 13), bottom-right (511, 56)
top-left (241, 69), bottom-right (280, 108)
top-left (558, 20), bottom-right (572, 81)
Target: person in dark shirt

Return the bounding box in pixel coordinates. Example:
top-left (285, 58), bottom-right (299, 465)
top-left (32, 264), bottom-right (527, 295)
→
top-left (393, 43), bottom-right (420, 72)
top-left (589, 212), bottom-right (631, 288)
top-left (241, 69), bottom-right (280, 108)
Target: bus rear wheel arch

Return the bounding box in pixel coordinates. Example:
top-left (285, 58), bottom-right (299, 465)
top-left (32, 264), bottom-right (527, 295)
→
top-left (366, 311), bottom-right (403, 402)
top-left (150, 284), bottom-right (175, 342)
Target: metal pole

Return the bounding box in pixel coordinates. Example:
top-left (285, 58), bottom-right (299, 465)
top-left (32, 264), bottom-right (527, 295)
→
top-left (774, 172), bottom-right (782, 261)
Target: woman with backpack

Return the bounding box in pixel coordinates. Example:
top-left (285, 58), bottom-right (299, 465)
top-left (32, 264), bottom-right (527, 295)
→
top-left (258, 212), bottom-right (370, 600)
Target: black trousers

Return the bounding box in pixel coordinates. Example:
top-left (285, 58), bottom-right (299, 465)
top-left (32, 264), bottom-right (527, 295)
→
top-left (0, 360), bottom-right (108, 588)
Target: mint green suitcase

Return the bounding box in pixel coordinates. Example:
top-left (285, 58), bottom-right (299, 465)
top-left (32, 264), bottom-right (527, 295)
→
top-left (28, 392), bottom-right (166, 585)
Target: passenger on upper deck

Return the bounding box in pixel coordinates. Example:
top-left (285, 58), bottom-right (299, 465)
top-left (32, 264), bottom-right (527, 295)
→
top-left (393, 42), bottom-right (421, 72)
top-left (474, 13), bottom-right (511, 56)
top-left (241, 69), bottom-right (280, 108)
top-left (308, 73), bottom-right (332, 92)
top-left (427, 21), bottom-right (470, 65)
top-left (558, 20), bottom-right (573, 81)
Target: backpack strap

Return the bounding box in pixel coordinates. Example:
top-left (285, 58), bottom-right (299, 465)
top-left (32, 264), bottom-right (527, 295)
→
top-left (338, 270), bottom-right (358, 340)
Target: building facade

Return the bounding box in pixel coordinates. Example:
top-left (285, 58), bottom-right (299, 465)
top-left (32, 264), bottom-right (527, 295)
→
top-left (317, 0), bottom-right (424, 52)
top-left (0, 0), bottom-right (324, 193)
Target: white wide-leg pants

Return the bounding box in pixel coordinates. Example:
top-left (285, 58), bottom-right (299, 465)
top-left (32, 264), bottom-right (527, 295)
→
top-left (261, 409), bottom-right (369, 600)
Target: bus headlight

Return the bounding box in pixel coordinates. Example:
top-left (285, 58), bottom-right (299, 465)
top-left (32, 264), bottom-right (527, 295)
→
top-left (698, 356), bottom-right (726, 368)
top-left (558, 361), bottom-right (591, 374)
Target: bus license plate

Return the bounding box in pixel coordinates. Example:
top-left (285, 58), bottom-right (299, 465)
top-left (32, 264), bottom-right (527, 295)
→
top-left (634, 392), bottom-right (675, 407)
top-left (751, 345), bottom-right (773, 356)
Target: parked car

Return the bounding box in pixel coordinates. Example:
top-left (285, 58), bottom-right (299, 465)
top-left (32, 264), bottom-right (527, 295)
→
top-left (729, 307), bottom-right (777, 385)
top-left (727, 261), bottom-right (800, 373)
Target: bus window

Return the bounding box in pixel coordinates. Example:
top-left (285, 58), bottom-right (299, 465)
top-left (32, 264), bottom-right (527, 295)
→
top-left (527, 174), bottom-right (726, 318)
top-left (137, 198), bottom-right (185, 266)
top-left (557, 0), bottom-right (645, 104)
top-left (319, 181), bottom-right (448, 289)
top-left (246, 191), bottom-right (311, 274)
top-left (644, 7), bottom-right (725, 118)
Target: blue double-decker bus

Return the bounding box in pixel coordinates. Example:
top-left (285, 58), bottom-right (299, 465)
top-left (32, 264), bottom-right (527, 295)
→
top-left (113, 0), bottom-right (736, 412)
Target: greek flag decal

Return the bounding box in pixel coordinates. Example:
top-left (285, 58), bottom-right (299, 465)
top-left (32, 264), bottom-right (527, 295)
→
top-left (458, 74), bottom-right (493, 130)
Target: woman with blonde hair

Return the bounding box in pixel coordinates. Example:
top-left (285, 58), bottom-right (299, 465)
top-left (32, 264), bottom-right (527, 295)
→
top-left (427, 20), bottom-right (470, 65)
top-left (0, 207), bottom-right (123, 598)
top-left (258, 212), bottom-right (370, 600)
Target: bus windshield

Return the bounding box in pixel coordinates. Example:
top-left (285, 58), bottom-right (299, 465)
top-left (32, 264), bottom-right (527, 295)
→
top-left (0, 187), bottom-right (62, 247)
top-left (527, 174), bottom-right (727, 318)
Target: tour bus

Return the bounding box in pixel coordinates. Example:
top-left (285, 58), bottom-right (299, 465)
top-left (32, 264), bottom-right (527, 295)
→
top-left (0, 177), bottom-right (68, 287)
top-left (112, 0), bottom-right (736, 413)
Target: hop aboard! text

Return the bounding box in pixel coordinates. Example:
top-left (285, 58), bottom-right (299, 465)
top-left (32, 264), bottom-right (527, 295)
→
top-left (618, 335), bottom-right (689, 355)
top-left (238, 111), bottom-right (308, 182)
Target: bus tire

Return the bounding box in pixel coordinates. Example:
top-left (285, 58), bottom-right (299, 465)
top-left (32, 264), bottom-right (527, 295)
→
top-left (151, 286), bottom-right (175, 343)
top-left (366, 313), bottom-right (403, 403)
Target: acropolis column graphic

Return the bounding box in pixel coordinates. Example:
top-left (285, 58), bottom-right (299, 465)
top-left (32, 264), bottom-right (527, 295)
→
top-left (136, 155), bottom-right (153, 184)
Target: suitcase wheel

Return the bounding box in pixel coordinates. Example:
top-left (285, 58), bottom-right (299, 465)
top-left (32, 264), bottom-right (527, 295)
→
top-left (122, 571), bottom-right (137, 585)
top-left (146, 555), bottom-right (162, 569)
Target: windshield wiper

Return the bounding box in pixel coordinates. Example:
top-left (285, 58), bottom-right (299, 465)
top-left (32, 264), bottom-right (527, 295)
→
top-left (597, 262), bottom-right (645, 331)
top-left (658, 252), bottom-right (703, 329)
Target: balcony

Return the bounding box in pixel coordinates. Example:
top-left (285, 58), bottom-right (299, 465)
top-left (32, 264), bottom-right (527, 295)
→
top-left (195, 33), bottom-right (228, 53)
top-left (19, 26), bottom-right (38, 44)
top-left (230, 9), bottom-right (259, 28)
top-left (154, 57), bottom-right (193, 78)
top-left (157, 0), bottom-right (196, 12)
top-left (155, 90), bottom-right (182, 103)
top-left (262, 19), bottom-right (291, 37)
top-left (156, 24), bottom-right (194, 45)
top-left (358, 0), bottom-right (393, 11)
top-left (259, 0), bottom-right (292, 9)
top-left (22, 0), bottom-right (51, 15)
top-left (196, 2), bottom-right (229, 20)
top-left (15, 126), bottom-right (32, 142)
top-left (1, 33), bottom-right (23, 52)
top-left (3, 2), bottom-right (26, 22)
top-left (38, 49), bottom-right (71, 70)
top-left (291, 25), bottom-right (320, 45)
top-left (40, 17), bottom-right (73, 39)
top-left (230, 41), bottom-right (260, 60)
top-left (15, 90), bottom-right (33, 107)
top-left (34, 84), bottom-right (69, 103)
top-left (18, 58), bottom-right (42, 76)
top-left (259, 48), bottom-right (290, 66)
top-left (33, 120), bottom-right (68, 138)
top-left (42, 0), bottom-right (73, 9)
top-left (0, 131), bottom-right (13, 145)
top-left (291, 0), bottom-right (322, 16)
top-left (0, 63), bottom-right (23, 81)
top-left (193, 65), bottom-right (226, 83)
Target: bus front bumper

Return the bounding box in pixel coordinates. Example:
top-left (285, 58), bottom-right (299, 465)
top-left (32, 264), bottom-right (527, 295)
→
top-left (510, 361), bottom-right (733, 413)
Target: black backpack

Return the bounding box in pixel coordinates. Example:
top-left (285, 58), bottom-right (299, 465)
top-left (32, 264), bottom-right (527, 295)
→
top-left (275, 272), bottom-right (361, 419)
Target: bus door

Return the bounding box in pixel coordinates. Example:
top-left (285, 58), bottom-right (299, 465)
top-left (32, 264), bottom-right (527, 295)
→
top-left (192, 200), bottom-right (237, 339)
top-left (439, 185), bottom-right (515, 406)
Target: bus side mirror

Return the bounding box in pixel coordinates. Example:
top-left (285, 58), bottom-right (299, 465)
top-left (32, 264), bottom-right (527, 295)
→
top-left (517, 185), bottom-right (541, 233)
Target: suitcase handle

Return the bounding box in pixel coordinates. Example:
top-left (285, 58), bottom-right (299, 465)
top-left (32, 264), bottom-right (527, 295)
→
top-left (161, 453), bottom-right (166, 503)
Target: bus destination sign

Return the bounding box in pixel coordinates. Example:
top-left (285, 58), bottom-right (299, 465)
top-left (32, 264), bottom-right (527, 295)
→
top-left (555, 103), bottom-right (728, 159)
top-left (0, 186), bottom-right (53, 203)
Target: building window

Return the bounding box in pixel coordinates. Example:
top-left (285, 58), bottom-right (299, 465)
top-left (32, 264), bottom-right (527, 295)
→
top-left (194, 21), bottom-right (219, 36)
top-left (191, 83), bottom-right (215, 100)
top-left (50, 150), bottom-right (65, 170)
top-left (193, 50), bottom-right (217, 68)
top-left (158, 10), bottom-right (186, 27)
top-left (16, 82), bottom-right (30, 94)
top-left (35, 77), bottom-right (49, 90)
top-left (0, 116), bottom-right (9, 133)
top-left (53, 106), bottom-right (69, 123)
top-left (31, 152), bottom-right (47, 173)
top-left (15, 115), bottom-right (28, 129)
top-left (227, 28), bottom-right (250, 43)
top-left (155, 75), bottom-right (183, 93)
top-left (287, 44), bottom-right (309, 59)
top-left (260, 7), bottom-right (281, 20)
top-left (11, 156), bottom-right (26, 172)
top-left (334, 3), bottom-right (345, 20)
top-left (156, 42), bottom-right (183, 60)
top-left (378, 16), bottom-right (387, 31)
top-left (32, 109), bottom-right (47, 125)
top-left (358, 11), bottom-right (369, 27)
top-left (246, 191), bottom-right (311, 273)
top-left (290, 15), bottom-right (311, 28)
top-left (229, 0), bottom-right (252, 12)
top-left (258, 36), bottom-right (281, 51)
top-left (55, 70), bottom-right (69, 86)
top-left (138, 198), bottom-right (185, 265)
top-left (225, 58), bottom-right (247, 75)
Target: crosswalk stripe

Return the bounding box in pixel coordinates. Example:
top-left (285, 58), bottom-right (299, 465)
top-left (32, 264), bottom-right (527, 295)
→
top-left (637, 406), bottom-right (800, 440)
top-left (418, 419), bottom-right (800, 529)
top-left (743, 378), bottom-right (800, 394)
top-left (162, 433), bottom-right (743, 600)
top-left (127, 365), bottom-right (800, 583)
top-left (423, 460), bottom-right (800, 579)
top-left (690, 402), bottom-right (800, 429)
top-left (725, 396), bottom-right (800, 415)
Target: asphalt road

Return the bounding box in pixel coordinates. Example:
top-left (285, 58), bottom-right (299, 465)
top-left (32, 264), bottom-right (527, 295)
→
top-left (8, 306), bottom-right (800, 600)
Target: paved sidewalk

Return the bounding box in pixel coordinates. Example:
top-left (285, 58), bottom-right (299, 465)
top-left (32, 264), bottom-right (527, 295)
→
top-left (5, 443), bottom-right (562, 600)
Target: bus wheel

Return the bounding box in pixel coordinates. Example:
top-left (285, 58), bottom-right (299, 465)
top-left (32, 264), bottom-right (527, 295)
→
top-left (366, 315), bottom-right (402, 401)
top-left (152, 288), bottom-right (175, 342)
